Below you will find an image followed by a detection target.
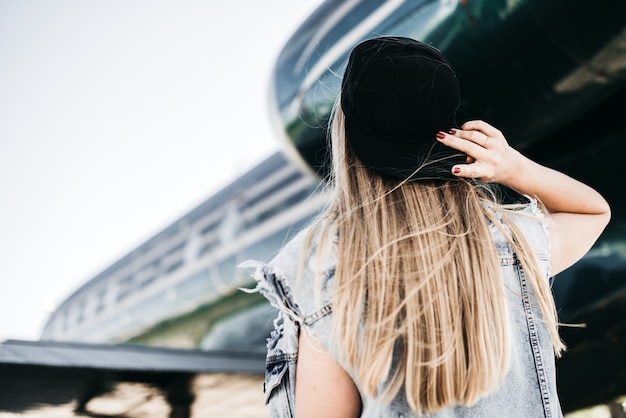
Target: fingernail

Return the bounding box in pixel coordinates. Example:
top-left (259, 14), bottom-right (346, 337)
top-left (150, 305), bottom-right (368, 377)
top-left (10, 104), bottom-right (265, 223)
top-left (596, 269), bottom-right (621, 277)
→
top-left (436, 131), bottom-right (446, 139)
top-left (448, 128), bottom-right (456, 134)
top-left (453, 167), bottom-right (461, 174)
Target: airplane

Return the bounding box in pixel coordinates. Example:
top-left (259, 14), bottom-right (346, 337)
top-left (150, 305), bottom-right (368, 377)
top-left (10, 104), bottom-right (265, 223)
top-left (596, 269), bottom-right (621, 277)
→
top-left (5, 0), bottom-right (625, 415)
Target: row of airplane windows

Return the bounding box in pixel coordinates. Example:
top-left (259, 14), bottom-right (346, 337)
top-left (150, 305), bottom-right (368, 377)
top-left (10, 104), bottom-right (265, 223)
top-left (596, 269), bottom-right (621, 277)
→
top-left (44, 159), bottom-right (320, 338)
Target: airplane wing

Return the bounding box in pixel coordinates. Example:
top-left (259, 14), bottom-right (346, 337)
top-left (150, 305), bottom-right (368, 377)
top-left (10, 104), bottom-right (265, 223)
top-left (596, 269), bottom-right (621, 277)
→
top-left (0, 339), bottom-right (265, 417)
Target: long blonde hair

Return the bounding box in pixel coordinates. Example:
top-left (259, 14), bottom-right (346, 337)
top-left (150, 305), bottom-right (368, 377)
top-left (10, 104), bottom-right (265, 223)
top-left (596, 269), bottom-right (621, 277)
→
top-left (305, 103), bottom-right (564, 415)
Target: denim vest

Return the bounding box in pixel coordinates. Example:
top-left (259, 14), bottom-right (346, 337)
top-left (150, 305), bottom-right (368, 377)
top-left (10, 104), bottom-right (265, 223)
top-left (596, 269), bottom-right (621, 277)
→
top-left (243, 199), bottom-right (563, 417)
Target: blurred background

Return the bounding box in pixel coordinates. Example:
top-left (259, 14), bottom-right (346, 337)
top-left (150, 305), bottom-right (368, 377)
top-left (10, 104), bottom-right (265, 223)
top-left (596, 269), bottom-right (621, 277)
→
top-left (2, 1), bottom-right (626, 417)
top-left (0, 0), bottom-right (322, 343)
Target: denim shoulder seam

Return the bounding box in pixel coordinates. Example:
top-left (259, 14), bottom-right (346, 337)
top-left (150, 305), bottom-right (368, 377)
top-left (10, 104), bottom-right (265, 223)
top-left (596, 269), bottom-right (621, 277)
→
top-left (240, 260), bottom-right (303, 323)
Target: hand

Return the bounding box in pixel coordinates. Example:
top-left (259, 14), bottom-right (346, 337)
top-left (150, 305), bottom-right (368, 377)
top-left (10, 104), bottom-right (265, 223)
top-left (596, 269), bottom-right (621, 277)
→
top-left (436, 120), bottom-right (520, 184)
top-left (437, 119), bottom-right (610, 276)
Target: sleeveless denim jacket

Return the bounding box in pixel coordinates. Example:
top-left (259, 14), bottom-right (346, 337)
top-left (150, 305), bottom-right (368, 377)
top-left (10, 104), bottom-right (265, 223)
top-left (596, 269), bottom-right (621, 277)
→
top-left (242, 199), bottom-right (563, 417)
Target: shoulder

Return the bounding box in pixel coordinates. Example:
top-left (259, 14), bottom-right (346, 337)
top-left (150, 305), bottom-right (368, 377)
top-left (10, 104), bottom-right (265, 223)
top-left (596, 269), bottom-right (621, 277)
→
top-left (495, 196), bottom-right (551, 277)
top-left (241, 224), bottom-right (337, 323)
top-left (239, 227), bottom-right (310, 321)
top-left (504, 196), bottom-right (549, 251)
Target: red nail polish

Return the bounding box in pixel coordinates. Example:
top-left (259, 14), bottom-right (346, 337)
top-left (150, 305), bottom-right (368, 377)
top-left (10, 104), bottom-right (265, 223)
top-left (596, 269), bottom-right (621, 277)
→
top-left (448, 128), bottom-right (456, 134)
top-left (453, 167), bottom-right (460, 174)
top-left (436, 131), bottom-right (445, 139)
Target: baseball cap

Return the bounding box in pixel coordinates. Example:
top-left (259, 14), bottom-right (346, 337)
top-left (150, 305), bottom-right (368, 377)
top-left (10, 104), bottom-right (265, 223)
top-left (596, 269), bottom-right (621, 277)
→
top-left (340, 36), bottom-right (465, 180)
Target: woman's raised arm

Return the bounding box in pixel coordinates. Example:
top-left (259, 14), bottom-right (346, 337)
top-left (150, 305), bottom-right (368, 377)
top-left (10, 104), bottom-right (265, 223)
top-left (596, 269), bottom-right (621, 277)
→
top-left (436, 120), bottom-right (611, 275)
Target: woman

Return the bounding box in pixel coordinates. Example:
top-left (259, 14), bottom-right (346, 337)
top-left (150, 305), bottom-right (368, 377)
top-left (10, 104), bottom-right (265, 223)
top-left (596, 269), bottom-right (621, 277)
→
top-left (244, 37), bottom-right (610, 417)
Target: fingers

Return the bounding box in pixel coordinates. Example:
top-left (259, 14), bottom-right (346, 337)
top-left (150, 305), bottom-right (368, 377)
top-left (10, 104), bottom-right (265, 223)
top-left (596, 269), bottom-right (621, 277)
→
top-left (436, 129), bottom-right (488, 156)
top-left (435, 120), bottom-right (509, 181)
top-left (451, 163), bottom-right (484, 179)
top-left (460, 120), bottom-right (502, 139)
top-left (435, 131), bottom-right (489, 179)
top-left (451, 128), bottom-right (491, 148)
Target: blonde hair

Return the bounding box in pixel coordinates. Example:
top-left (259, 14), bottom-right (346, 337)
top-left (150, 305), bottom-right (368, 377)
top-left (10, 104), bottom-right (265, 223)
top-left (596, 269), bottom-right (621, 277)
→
top-left (305, 103), bottom-right (565, 415)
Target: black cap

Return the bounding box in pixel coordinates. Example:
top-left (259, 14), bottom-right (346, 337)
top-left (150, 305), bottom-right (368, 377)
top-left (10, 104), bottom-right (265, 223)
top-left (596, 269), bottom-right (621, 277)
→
top-left (340, 36), bottom-right (465, 180)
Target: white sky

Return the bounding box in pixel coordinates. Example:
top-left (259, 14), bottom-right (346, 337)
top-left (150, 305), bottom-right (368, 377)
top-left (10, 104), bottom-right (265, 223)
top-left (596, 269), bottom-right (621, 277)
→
top-left (0, 0), bottom-right (323, 342)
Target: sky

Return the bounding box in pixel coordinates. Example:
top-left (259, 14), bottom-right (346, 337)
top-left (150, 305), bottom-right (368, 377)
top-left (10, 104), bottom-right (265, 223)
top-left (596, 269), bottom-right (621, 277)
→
top-left (0, 0), bottom-right (324, 342)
